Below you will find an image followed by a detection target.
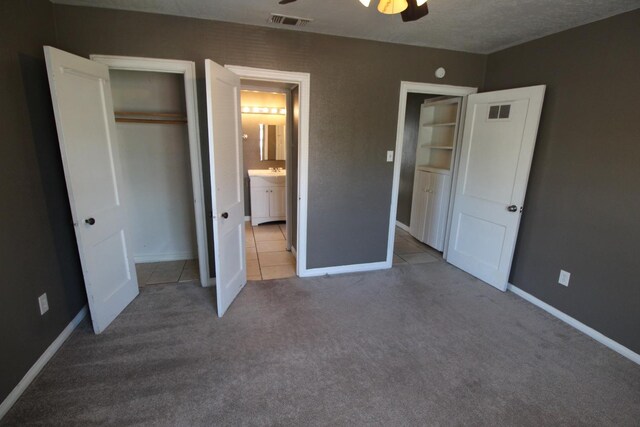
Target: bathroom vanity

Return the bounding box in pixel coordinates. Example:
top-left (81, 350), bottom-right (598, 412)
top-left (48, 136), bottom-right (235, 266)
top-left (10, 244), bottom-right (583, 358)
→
top-left (248, 169), bottom-right (286, 226)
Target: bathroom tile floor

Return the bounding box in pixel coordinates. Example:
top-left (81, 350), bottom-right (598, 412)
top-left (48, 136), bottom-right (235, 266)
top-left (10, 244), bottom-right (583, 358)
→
top-left (246, 221), bottom-right (296, 281)
top-left (135, 259), bottom-right (199, 287)
top-left (392, 226), bottom-right (443, 265)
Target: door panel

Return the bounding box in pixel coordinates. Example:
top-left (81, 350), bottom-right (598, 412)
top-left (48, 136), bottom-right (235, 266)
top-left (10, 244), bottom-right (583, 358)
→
top-left (447, 86), bottom-right (545, 291)
top-left (410, 170), bottom-right (430, 240)
top-left (425, 173), bottom-right (447, 250)
top-left (269, 187), bottom-right (286, 217)
top-left (462, 99), bottom-right (530, 204)
top-left (205, 59), bottom-right (246, 317)
top-left (250, 188), bottom-right (270, 218)
top-left (44, 46), bottom-right (138, 333)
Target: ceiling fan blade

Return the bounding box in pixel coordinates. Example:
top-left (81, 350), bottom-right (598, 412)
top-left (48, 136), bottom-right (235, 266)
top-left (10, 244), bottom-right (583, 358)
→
top-left (279, 0), bottom-right (298, 4)
top-left (401, 0), bottom-right (429, 22)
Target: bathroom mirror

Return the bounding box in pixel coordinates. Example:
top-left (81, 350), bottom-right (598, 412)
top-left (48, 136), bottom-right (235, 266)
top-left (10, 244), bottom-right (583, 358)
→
top-left (259, 124), bottom-right (286, 161)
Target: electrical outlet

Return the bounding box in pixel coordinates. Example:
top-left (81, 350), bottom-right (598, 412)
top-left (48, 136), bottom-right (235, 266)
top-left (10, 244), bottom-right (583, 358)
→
top-left (386, 150), bottom-right (394, 162)
top-left (38, 293), bottom-right (49, 315)
top-left (558, 270), bottom-right (571, 287)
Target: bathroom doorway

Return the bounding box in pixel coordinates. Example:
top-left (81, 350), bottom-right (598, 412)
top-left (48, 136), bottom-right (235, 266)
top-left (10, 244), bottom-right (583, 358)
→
top-left (239, 81), bottom-right (298, 280)
top-left (225, 65), bottom-right (310, 280)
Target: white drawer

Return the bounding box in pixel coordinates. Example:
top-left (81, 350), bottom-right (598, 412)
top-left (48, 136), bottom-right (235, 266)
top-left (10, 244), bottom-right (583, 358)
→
top-left (250, 175), bottom-right (285, 188)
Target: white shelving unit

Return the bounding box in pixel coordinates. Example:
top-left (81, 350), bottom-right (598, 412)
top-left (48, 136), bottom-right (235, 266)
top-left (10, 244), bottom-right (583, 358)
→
top-left (409, 97), bottom-right (462, 251)
top-left (415, 97), bottom-right (461, 174)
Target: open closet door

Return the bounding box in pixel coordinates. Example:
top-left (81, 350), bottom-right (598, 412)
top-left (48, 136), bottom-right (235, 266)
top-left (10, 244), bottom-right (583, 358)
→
top-left (205, 60), bottom-right (247, 316)
top-left (44, 46), bottom-right (138, 333)
top-left (447, 85), bottom-right (545, 291)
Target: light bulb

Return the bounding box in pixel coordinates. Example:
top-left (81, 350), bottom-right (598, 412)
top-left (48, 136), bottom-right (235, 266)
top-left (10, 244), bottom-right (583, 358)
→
top-left (377, 0), bottom-right (408, 14)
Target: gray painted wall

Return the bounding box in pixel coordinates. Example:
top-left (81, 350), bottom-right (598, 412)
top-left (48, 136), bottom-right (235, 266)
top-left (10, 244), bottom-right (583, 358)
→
top-left (0, 0), bottom-right (86, 403)
top-left (51, 4), bottom-right (487, 269)
top-left (7, 1), bottom-right (637, 409)
top-left (485, 9), bottom-right (640, 354)
top-left (396, 93), bottom-right (439, 226)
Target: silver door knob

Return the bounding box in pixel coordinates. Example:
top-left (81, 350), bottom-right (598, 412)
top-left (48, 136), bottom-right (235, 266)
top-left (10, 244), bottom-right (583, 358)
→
top-left (507, 205), bottom-right (518, 212)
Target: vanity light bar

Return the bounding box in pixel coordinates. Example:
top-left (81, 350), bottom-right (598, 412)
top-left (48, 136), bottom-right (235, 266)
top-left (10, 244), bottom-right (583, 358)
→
top-left (241, 106), bottom-right (287, 115)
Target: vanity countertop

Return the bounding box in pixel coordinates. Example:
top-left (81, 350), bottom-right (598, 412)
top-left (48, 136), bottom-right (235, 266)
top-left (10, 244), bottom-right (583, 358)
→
top-left (248, 169), bottom-right (286, 177)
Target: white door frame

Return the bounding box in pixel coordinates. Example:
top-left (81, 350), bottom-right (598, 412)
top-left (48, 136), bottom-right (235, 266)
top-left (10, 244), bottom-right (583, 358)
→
top-left (224, 65), bottom-right (310, 277)
top-left (387, 81), bottom-right (477, 266)
top-left (90, 55), bottom-right (210, 287)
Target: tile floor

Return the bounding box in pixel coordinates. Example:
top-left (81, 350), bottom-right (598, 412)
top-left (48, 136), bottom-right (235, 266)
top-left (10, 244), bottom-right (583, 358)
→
top-left (245, 221), bottom-right (296, 281)
top-left (135, 259), bottom-right (200, 287)
top-left (133, 226), bottom-right (437, 285)
top-left (393, 226), bottom-right (443, 265)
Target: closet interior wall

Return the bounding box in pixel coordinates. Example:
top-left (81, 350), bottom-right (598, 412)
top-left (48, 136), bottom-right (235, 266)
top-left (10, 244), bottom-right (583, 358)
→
top-left (110, 70), bottom-right (197, 263)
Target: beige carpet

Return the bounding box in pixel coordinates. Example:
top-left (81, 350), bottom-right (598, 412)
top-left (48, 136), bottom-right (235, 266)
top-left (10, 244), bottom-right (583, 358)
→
top-left (3, 262), bottom-right (639, 425)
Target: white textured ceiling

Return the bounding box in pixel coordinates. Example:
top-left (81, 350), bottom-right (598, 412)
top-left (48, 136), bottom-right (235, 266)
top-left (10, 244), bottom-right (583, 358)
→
top-left (51, 0), bottom-right (640, 53)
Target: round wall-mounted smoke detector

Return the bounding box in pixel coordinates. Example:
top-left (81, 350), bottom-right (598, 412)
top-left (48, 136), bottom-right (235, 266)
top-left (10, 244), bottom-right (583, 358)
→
top-left (435, 67), bottom-right (446, 79)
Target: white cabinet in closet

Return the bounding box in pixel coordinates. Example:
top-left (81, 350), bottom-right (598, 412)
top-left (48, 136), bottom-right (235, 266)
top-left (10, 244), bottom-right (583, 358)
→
top-left (409, 170), bottom-right (451, 251)
top-left (249, 175), bottom-right (286, 226)
top-left (409, 96), bottom-right (461, 251)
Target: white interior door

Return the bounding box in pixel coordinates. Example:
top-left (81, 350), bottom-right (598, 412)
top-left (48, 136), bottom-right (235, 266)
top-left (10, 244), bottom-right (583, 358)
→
top-left (447, 85), bottom-right (545, 291)
top-left (205, 59), bottom-right (246, 316)
top-left (44, 46), bottom-right (138, 333)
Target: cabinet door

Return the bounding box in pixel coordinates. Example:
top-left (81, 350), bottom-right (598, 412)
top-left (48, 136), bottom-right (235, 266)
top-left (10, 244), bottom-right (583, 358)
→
top-left (250, 187), bottom-right (270, 219)
top-left (269, 186), bottom-right (286, 217)
top-left (410, 171), bottom-right (432, 241)
top-left (424, 173), bottom-right (451, 251)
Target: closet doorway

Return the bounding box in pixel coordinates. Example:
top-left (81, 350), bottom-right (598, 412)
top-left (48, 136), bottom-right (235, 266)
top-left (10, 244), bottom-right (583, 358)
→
top-left (390, 81), bottom-right (546, 291)
top-left (91, 55), bottom-right (210, 288)
top-left (389, 82), bottom-right (477, 268)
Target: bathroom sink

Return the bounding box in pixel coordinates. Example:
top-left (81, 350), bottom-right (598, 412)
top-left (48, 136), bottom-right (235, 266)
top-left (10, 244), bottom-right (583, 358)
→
top-left (248, 169), bottom-right (286, 177)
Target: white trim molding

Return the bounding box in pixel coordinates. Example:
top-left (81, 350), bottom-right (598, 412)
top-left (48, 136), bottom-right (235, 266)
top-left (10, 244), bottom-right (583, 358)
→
top-left (133, 252), bottom-right (196, 263)
top-left (387, 81), bottom-right (477, 269)
top-left (0, 306), bottom-right (88, 420)
top-left (301, 261), bottom-right (389, 277)
top-left (224, 65), bottom-right (310, 278)
top-left (395, 221), bottom-right (411, 233)
top-left (508, 284), bottom-right (640, 365)
top-left (90, 54), bottom-right (210, 289)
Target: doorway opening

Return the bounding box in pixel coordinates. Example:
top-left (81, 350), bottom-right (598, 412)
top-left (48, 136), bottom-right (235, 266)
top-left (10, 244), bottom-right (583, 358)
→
top-left (92, 55), bottom-right (210, 289)
top-left (239, 81), bottom-right (297, 280)
top-left (225, 65), bottom-right (311, 279)
top-left (388, 82), bottom-right (477, 267)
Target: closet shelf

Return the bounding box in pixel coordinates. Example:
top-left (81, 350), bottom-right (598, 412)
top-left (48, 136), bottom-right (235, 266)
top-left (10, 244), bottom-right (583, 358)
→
top-left (114, 111), bottom-right (187, 124)
top-left (422, 122), bottom-right (457, 127)
top-left (420, 144), bottom-right (453, 150)
top-left (416, 165), bottom-right (452, 175)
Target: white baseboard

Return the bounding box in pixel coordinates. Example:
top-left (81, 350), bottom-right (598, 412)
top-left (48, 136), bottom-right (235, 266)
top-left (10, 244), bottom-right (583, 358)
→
top-left (244, 216), bottom-right (251, 222)
top-left (507, 284), bottom-right (639, 365)
top-left (0, 306), bottom-right (88, 420)
top-left (133, 252), bottom-right (195, 263)
top-left (301, 260), bottom-right (389, 277)
top-left (395, 221), bottom-right (411, 233)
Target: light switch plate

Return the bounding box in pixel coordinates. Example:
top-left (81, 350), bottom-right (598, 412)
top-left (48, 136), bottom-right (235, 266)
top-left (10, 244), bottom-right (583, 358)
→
top-left (38, 293), bottom-right (49, 315)
top-left (386, 150), bottom-right (394, 162)
top-left (558, 270), bottom-right (570, 287)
